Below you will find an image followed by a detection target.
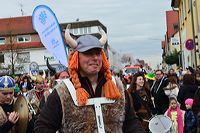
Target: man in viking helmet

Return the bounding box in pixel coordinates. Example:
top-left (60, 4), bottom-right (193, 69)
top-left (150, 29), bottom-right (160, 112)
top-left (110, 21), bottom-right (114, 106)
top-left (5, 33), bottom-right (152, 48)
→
top-left (0, 75), bottom-right (19, 132)
top-left (28, 70), bottom-right (46, 115)
top-left (29, 70), bottom-right (46, 100)
top-left (0, 75), bottom-right (36, 133)
top-left (34, 25), bottom-right (144, 133)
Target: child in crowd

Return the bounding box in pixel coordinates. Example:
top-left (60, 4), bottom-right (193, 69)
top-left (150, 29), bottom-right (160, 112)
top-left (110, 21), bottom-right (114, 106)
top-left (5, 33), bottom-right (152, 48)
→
top-left (184, 98), bottom-right (197, 133)
top-left (165, 97), bottom-right (183, 133)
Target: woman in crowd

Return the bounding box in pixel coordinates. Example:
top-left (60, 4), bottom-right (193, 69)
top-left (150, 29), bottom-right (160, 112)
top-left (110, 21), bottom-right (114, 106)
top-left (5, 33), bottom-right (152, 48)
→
top-left (127, 72), bottom-right (153, 132)
top-left (163, 73), bottom-right (179, 98)
top-left (19, 76), bottom-right (33, 94)
top-left (177, 74), bottom-right (198, 110)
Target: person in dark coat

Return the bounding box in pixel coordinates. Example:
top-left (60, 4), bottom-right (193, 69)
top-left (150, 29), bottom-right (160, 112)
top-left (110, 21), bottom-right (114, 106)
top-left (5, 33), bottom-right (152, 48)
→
top-left (193, 86), bottom-right (200, 133)
top-left (184, 98), bottom-right (197, 133)
top-left (195, 70), bottom-right (200, 87)
top-left (0, 76), bottom-right (34, 133)
top-left (19, 76), bottom-right (33, 93)
top-left (150, 69), bottom-right (169, 114)
top-left (177, 74), bottom-right (198, 110)
top-left (0, 76), bottom-right (19, 133)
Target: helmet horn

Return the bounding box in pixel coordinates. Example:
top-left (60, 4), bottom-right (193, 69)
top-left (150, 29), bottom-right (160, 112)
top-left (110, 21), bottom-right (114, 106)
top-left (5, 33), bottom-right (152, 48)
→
top-left (65, 24), bottom-right (78, 49)
top-left (29, 71), bottom-right (36, 81)
top-left (46, 58), bottom-right (56, 75)
top-left (42, 70), bottom-right (46, 79)
top-left (98, 26), bottom-right (107, 45)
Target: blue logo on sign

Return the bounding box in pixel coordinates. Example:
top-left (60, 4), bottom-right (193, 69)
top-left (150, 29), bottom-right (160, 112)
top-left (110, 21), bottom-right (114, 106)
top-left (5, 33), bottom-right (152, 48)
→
top-left (39, 11), bottom-right (47, 25)
top-left (51, 39), bottom-right (59, 48)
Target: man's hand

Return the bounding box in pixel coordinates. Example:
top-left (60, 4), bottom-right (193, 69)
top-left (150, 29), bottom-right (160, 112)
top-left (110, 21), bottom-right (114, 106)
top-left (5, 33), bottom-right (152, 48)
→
top-left (28, 112), bottom-right (33, 121)
top-left (7, 111), bottom-right (19, 124)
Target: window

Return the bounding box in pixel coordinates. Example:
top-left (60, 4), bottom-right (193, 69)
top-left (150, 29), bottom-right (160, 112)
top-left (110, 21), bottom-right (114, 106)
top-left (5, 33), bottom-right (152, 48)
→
top-left (0, 37), bottom-right (5, 44)
top-left (73, 28), bottom-right (78, 35)
top-left (84, 27), bottom-right (87, 34)
top-left (188, 0), bottom-right (191, 12)
top-left (79, 28), bottom-right (84, 34)
top-left (184, 0), bottom-right (187, 18)
top-left (173, 23), bottom-right (179, 31)
top-left (71, 26), bottom-right (98, 35)
top-left (17, 52), bottom-right (30, 63)
top-left (88, 27), bottom-right (91, 33)
top-left (0, 54), bottom-right (4, 63)
top-left (17, 35), bottom-right (31, 43)
top-left (181, 3), bottom-right (184, 24)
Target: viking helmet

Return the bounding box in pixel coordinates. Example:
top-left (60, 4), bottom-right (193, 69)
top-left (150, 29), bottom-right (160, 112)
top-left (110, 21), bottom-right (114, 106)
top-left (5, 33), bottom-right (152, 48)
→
top-left (0, 75), bottom-right (15, 91)
top-left (29, 70), bottom-right (46, 84)
top-left (65, 24), bottom-right (107, 51)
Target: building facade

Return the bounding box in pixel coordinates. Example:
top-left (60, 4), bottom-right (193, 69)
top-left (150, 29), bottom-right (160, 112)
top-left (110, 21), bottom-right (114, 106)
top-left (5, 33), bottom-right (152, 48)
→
top-left (171, 0), bottom-right (200, 69)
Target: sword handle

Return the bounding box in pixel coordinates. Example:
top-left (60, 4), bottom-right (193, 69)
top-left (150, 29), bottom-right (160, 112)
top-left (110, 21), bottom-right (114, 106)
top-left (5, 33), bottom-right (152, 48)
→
top-left (94, 104), bottom-right (105, 133)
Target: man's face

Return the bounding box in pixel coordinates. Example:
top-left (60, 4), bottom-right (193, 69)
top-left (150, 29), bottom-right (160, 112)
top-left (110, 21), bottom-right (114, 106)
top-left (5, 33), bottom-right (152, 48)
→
top-left (79, 48), bottom-right (102, 76)
top-left (169, 69), bottom-right (174, 74)
top-left (59, 71), bottom-right (69, 79)
top-left (0, 90), bottom-right (14, 104)
top-left (155, 71), bottom-right (163, 80)
top-left (36, 82), bottom-right (43, 90)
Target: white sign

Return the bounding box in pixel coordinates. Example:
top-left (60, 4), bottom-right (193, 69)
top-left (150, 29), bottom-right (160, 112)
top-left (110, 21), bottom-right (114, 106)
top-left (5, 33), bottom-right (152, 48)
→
top-left (32, 5), bottom-right (68, 67)
top-left (171, 37), bottom-right (180, 45)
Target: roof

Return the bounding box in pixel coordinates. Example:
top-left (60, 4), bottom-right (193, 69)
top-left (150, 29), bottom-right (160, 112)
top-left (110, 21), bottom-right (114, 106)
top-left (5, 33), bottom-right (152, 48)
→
top-left (166, 10), bottom-right (179, 39)
top-left (0, 16), bottom-right (36, 36)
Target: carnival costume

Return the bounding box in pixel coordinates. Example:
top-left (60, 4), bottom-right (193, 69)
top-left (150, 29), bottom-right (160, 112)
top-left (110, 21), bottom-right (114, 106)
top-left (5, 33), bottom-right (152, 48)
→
top-left (151, 76), bottom-right (169, 114)
top-left (166, 106), bottom-right (183, 133)
top-left (34, 25), bottom-right (145, 133)
top-left (28, 70), bottom-right (46, 114)
top-left (0, 76), bottom-right (16, 133)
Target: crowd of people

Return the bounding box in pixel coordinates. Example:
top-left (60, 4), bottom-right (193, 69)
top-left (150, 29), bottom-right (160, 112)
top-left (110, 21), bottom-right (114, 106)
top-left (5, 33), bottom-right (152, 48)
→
top-left (0, 25), bottom-right (200, 133)
top-left (121, 66), bottom-right (200, 133)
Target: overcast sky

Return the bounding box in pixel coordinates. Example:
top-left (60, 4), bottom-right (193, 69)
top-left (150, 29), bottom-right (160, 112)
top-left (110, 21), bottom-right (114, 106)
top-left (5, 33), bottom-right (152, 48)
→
top-left (1, 0), bottom-right (171, 69)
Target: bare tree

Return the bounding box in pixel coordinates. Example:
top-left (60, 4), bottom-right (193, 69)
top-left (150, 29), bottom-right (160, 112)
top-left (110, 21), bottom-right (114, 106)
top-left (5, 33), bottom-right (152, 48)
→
top-left (6, 18), bottom-right (22, 75)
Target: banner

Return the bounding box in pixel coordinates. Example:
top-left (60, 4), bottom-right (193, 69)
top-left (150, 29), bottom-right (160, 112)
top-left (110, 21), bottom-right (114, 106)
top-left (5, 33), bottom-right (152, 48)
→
top-left (32, 5), bottom-right (68, 67)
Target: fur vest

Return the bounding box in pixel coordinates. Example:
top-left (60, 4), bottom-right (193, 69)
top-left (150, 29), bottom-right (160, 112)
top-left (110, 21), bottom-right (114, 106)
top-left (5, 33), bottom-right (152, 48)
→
top-left (0, 106), bottom-right (7, 126)
top-left (130, 89), bottom-right (151, 131)
top-left (56, 77), bottom-right (125, 133)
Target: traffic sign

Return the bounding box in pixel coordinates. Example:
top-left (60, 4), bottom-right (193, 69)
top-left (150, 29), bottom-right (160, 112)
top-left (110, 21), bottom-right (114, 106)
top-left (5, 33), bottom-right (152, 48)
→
top-left (185, 39), bottom-right (195, 50)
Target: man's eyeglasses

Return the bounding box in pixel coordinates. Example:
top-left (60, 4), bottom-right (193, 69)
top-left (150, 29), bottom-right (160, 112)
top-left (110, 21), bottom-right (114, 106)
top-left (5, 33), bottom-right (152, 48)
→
top-left (155, 73), bottom-right (162, 75)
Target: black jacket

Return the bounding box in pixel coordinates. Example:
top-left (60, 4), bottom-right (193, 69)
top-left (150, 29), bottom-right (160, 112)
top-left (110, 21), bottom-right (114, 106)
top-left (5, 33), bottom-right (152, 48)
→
top-left (177, 84), bottom-right (198, 110)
